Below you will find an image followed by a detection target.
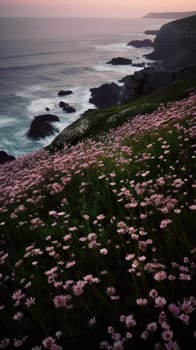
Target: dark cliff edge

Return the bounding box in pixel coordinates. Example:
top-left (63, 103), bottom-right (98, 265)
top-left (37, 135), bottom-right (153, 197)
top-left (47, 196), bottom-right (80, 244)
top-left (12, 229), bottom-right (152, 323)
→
top-left (146, 14), bottom-right (196, 69)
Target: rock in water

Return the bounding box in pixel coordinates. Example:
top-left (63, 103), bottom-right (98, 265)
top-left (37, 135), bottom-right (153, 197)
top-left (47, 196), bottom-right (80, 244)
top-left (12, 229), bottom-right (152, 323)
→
top-left (132, 62), bottom-right (146, 67)
top-left (27, 114), bottom-right (59, 139)
top-left (127, 39), bottom-right (154, 48)
top-left (58, 90), bottom-right (73, 97)
top-left (107, 57), bottom-right (132, 65)
top-left (0, 151), bottom-right (15, 165)
top-left (59, 101), bottom-right (76, 113)
top-left (89, 83), bottom-right (121, 109)
top-left (144, 30), bottom-right (159, 35)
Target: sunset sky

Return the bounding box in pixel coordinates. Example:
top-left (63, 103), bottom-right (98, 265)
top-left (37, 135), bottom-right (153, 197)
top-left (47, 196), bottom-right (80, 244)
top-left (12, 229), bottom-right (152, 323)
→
top-left (0, 0), bottom-right (195, 17)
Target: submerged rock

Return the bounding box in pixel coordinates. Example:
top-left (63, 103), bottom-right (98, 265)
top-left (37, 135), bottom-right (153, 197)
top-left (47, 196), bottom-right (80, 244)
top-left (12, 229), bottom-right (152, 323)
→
top-left (59, 101), bottom-right (76, 113)
top-left (127, 39), bottom-right (154, 48)
top-left (107, 57), bottom-right (132, 65)
top-left (58, 90), bottom-right (73, 97)
top-left (0, 151), bottom-right (15, 165)
top-left (27, 114), bottom-right (59, 139)
top-left (132, 62), bottom-right (146, 67)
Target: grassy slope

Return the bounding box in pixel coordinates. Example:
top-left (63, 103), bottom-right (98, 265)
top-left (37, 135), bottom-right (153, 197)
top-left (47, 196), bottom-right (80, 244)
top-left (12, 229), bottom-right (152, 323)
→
top-left (0, 93), bottom-right (195, 349)
top-left (49, 80), bottom-right (196, 151)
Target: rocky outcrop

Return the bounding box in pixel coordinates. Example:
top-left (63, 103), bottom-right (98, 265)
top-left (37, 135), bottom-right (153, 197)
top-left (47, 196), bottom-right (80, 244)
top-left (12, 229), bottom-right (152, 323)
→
top-left (0, 151), bottom-right (15, 165)
top-left (107, 57), bottom-right (132, 65)
top-left (27, 114), bottom-right (59, 139)
top-left (89, 65), bottom-right (196, 108)
top-left (146, 15), bottom-right (196, 68)
top-left (128, 39), bottom-right (154, 48)
top-left (59, 102), bottom-right (76, 113)
top-left (119, 65), bottom-right (196, 104)
top-left (89, 83), bottom-right (121, 109)
top-left (58, 90), bottom-right (73, 97)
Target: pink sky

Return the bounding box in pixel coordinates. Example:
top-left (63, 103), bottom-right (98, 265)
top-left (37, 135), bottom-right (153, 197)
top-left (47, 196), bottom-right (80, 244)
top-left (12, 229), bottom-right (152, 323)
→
top-left (0, 0), bottom-right (195, 17)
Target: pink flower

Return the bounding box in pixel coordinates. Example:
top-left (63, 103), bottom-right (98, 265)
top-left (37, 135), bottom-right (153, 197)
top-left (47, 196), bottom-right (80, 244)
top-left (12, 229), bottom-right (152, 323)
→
top-left (25, 297), bottom-right (35, 308)
top-left (42, 337), bottom-right (62, 350)
top-left (164, 341), bottom-right (180, 350)
top-left (160, 219), bottom-right (172, 229)
top-left (155, 297), bottom-right (167, 308)
top-left (178, 313), bottom-right (189, 325)
top-left (100, 248), bottom-right (108, 255)
top-left (0, 338), bottom-right (10, 348)
top-left (65, 261), bottom-right (76, 269)
top-left (141, 330), bottom-right (149, 340)
top-left (12, 289), bottom-right (25, 301)
top-left (53, 295), bottom-right (72, 309)
top-left (136, 298), bottom-right (148, 306)
top-left (125, 315), bottom-right (136, 328)
top-left (180, 298), bottom-right (195, 314)
top-left (168, 303), bottom-right (180, 317)
top-left (146, 322), bottom-right (157, 332)
top-left (149, 289), bottom-right (158, 299)
top-left (179, 273), bottom-right (191, 280)
top-left (113, 340), bottom-right (124, 350)
top-left (13, 312), bottom-right (23, 321)
top-left (161, 329), bottom-right (173, 341)
top-left (83, 214), bottom-right (90, 220)
top-left (96, 214), bottom-right (105, 220)
top-left (154, 271), bottom-right (167, 281)
top-left (72, 281), bottom-right (85, 296)
top-left (106, 287), bottom-right (116, 296)
top-left (189, 204), bottom-right (196, 210)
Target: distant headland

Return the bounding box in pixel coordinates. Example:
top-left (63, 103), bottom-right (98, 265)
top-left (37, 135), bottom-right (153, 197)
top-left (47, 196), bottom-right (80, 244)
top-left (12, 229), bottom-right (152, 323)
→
top-left (143, 11), bottom-right (196, 19)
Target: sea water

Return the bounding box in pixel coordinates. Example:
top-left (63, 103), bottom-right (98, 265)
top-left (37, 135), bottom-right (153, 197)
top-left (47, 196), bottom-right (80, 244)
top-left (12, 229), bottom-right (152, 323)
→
top-left (0, 17), bottom-right (167, 157)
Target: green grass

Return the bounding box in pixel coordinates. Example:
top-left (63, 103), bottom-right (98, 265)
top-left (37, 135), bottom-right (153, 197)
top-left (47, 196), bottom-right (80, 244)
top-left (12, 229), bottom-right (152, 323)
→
top-left (48, 80), bottom-right (196, 152)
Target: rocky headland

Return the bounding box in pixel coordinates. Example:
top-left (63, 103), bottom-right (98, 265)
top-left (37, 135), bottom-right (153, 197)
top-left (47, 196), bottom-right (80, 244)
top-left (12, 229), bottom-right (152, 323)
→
top-left (146, 14), bottom-right (196, 68)
top-left (143, 11), bottom-right (196, 19)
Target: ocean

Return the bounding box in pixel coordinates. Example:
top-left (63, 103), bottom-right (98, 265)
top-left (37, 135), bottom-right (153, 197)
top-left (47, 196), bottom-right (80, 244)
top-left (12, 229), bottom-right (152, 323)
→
top-left (0, 17), bottom-right (167, 157)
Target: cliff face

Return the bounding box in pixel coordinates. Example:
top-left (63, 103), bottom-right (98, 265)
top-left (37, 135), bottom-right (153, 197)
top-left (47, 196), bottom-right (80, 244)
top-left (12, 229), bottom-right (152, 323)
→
top-left (146, 15), bottom-right (196, 68)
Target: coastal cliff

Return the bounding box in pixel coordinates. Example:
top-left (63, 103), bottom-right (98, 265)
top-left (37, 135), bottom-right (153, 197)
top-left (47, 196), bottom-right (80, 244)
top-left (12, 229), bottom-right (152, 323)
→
top-left (49, 14), bottom-right (196, 151)
top-left (146, 14), bottom-right (196, 68)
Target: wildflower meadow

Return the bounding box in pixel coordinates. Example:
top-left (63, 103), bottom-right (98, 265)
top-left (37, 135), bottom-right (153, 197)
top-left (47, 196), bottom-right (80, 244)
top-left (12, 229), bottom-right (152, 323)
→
top-left (0, 94), bottom-right (195, 350)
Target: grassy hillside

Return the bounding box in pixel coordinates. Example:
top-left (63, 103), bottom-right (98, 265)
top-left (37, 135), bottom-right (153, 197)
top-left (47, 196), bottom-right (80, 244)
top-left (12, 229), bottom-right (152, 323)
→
top-left (0, 94), bottom-right (196, 349)
top-left (49, 80), bottom-right (196, 151)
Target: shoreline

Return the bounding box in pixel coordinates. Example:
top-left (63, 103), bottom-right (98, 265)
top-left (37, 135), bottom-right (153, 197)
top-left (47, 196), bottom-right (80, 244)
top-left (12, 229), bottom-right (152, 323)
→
top-left (0, 33), bottom-right (158, 160)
